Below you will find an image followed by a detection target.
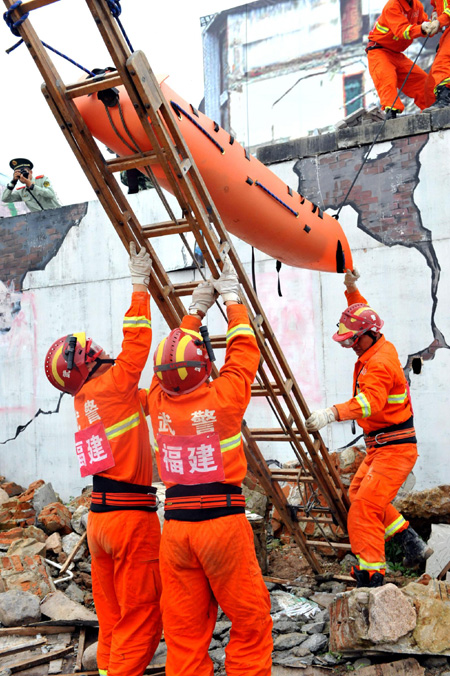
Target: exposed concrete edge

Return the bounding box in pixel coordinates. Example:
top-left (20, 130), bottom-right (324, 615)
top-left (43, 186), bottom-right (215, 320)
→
top-left (257, 108), bottom-right (450, 164)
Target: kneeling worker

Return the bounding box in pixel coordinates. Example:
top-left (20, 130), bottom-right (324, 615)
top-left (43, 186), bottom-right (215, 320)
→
top-left (142, 257), bottom-right (273, 676)
top-left (44, 243), bottom-right (162, 676)
top-left (305, 269), bottom-right (432, 587)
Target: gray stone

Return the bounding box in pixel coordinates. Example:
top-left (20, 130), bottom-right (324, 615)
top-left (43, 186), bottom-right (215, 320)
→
top-left (0, 670), bottom-right (12, 676)
top-left (368, 584), bottom-right (416, 644)
top-left (273, 619), bottom-right (302, 634)
top-left (272, 652), bottom-right (312, 667)
top-left (265, 582), bottom-right (277, 591)
top-left (213, 619), bottom-right (231, 638)
top-left (300, 633), bottom-right (328, 653)
top-left (0, 589), bottom-right (41, 626)
top-left (40, 590), bottom-right (97, 622)
top-left (425, 523), bottom-right (450, 578)
top-left (422, 655), bottom-right (448, 668)
top-left (45, 532), bottom-right (62, 555)
top-left (209, 637), bottom-right (222, 650)
top-left (32, 483), bottom-right (58, 515)
top-left (64, 582), bottom-right (85, 604)
top-left (6, 538), bottom-right (46, 558)
top-left (354, 657), bottom-right (372, 669)
top-left (61, 533), bottom-right (86, 561)
top-left (303, 621), bottom-right (325, 634)
top-left (310, 592), bottom-right (337, 609)
top-left (149, 641), bottom-right (167, 665)
top-left (272, 666), bottom-right (330, 676)
top-left (288, 586), bottom-right (313, 598)
top-left (70, 505), bottom-right (89, 534)
top-left (273, 632), bottom-right (308, 650)
top-left (0, 488), bottom-right (10, 506)
top-left (209, 647), bottom-right (225, 664)
top-left (82, 641), bottom-right (98, 670)
top-left (77, 560), bottom-right (92, 573)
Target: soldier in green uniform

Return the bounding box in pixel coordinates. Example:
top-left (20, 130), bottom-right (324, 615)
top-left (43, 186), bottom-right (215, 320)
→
top-left (2, 158), bottom-right (61, 212)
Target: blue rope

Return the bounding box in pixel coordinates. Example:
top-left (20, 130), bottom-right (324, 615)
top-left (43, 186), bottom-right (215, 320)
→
top-left (106, 0), bottom-right (134, 52)
top-left (3, 0), bottom-right (28, 37)
top-left (170, 101), bottom-right (225, 154)
top-left (254, 180), bottom-right (299, 218)
top-left (41, 41), bottom-right (95, 76)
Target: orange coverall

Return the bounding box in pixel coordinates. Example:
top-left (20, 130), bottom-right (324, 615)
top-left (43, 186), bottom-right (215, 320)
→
top-left (74, 292), bottom-right (162, 676)
top-left (143, 304), bottom-right (273, 676)
top-left (424, 0), bottom-right (450, 106)
top-left (334, 290), bottom-right (417, 576)
top-left (367, 0), bottom-right (429, 112)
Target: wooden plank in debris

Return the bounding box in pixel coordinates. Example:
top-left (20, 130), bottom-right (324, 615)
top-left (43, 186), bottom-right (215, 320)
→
top-left (58, 531), bottom-right (88, 576)
top-left (0, 626), bottom-right (75, 636)
top-left (7, 645), bottom-right (74, 672)
top-left (74, 627), bottom-right (86, 672)
top-left (0, 637), bottom-right (46, 657)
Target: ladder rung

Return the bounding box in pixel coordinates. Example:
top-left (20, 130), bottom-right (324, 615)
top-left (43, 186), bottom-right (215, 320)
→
top-left (209, 336), bottom-right (226, 349)
top-left (106, 152), bottom-right (160, 173)
top-left (300, 517), bottom-right (334, 524)
top-left (251, 383), bottom-right (282, 397)
top-left (142, 219), bottom-right (191, 238)
top-left (172, 281), bottom-right (199, 297)
top-left (250, 429), bottom-right (301, 441)
top-left (66, 73), bottom-right (123, 99)
top-left (271, 474), bottom-right (315, 483)
top-left (16, 0), bottom-right (59, 12)
top-left (306, 540), bottom-right (351, 550)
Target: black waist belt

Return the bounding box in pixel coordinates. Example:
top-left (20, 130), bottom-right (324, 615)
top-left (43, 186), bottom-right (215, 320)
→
top-left (365, 416), bottom-right (416, 449)
top-left (366, 41), bottom-right (383, 52)
top-left (91, 475), bottom-right (158, 513)
top-left (164, 482), bottom-right (245, 522)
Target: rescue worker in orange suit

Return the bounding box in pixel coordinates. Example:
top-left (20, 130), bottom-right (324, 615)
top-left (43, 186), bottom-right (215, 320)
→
top-left (366, 0), bottom-right (433, 118)
top-left (305, 269), bottom-right (432, 588)
top-left (141, 256), bottom-right (273, 676)
top-left (423, 0), bottom-right (450, 109)
top-left (44, 243), bottom-right (162, 676)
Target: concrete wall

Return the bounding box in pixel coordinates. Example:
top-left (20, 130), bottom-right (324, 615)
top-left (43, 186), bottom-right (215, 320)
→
top-left (1, 111), bottom-right (449, 499)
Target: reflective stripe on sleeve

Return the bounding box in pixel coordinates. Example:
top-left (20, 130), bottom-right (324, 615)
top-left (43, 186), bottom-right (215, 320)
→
top-left (385, 515), bottom-right (407, 539)
top-left (375, 21), bottom-right (389, 32)
top-left (226, 324), bottom-right (255, 343)
top-left (403, 25), bottom-right (412, 39)
top-left (220, 432), bottom-right (242, 452)
top-left (356, 392), bottom-right (371, 418)
top-left (123, 315), bottom-right (151, 329)
top-left (387, 390), bottom-right (408, 404)
top-left (105, 412), bottom-right (140, 440)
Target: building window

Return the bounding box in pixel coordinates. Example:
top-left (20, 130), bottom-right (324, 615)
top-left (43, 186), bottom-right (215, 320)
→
top-left (343, 73), bottom-right (364, 116)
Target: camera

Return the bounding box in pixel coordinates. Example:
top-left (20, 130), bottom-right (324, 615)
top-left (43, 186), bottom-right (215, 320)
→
top-left (21, 169), bottom-right (29, 179)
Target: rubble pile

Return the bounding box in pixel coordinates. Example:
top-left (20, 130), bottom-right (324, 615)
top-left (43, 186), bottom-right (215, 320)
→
top-left (1, 474), bottom-right (450, 675)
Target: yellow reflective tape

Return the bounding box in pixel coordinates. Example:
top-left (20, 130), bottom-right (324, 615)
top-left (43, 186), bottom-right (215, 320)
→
top-left (357, 556), bottom-right (385, 570)
top-left (99, 670), bottom-right (108, 676)
top-left (226, 324), bottom-right (255, 343)
top-left (220, 433), bottom-right (242, 452)
top-left (175, 334), bottom-right (192, 381)
top-left (356, 392), bottom-right (371, 418)
top-left (106, 412), bottom-right (140, 440)
top-left (51, 343), bottom-right (65, 387)
top-left (387, 390), bottom-right (408, 403)
top-left (375, 21), bottom-right (389, 33)
top-left (385, 516), bottom-right (406, 539)
top-left (403, 25), bottom-right (412, 39)
top-left (123, 315), bottom-right (151, 329)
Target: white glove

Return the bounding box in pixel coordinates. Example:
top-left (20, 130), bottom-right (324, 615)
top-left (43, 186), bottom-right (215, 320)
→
top-left (129, 242), bottom-right (152, 286)
top-left (428, 18), bottom-right (441, 35)
top-left (305, 407), bottom-right (336, 432)
top-left (344, 267), bottom-right (360, 291)
top-left (212, 255), bottom-right (241, 303)
top-left (431, 10), bottom-right (438, 20)
top-left (189, 280), bottom-right (217, 316)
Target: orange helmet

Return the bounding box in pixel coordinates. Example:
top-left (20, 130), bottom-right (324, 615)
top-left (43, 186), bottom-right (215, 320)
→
top-left (153, 326), bottom-right (213, 395)
top-left (333, 303), bottom-right (384, 348)
top-left (44, 332), bottom-right (105, 395)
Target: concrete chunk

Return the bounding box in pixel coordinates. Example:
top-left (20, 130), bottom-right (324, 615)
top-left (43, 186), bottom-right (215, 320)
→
top-left (40, 589), bottom-right (97, 622)
top-left (0, 589), bottom-right (41, 626)
top-left (355, 657), bottom-right (424, 675)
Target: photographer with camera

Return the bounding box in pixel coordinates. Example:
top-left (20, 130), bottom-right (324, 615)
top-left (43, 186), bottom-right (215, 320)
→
top-left (2, 158), bottom-right (61, 212)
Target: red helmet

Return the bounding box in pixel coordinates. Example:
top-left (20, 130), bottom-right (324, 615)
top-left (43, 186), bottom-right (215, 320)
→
top-left (44, 332), bottom-right (104, 395)
top-left (153, 327), bottom-right (212, 395)
top-left (333, 303), bottom-right (384, 347)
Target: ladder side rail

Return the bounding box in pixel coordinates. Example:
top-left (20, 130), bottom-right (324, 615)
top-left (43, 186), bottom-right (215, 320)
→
top-left (242, 423), bottom-right (323, 573)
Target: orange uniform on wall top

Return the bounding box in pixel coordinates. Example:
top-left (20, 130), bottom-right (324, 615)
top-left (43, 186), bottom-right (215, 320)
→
top-left (74, 292), bottom-right (162, 676)
top-left (367, 0), bottom-right (429, 112)
top-left (424, 0), bottom-right (450, 105)
top-left (143, 302), bottom-right (273, 676)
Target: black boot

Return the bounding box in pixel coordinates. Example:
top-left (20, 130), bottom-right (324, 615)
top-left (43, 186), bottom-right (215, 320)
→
top-left (424, 85), bottom-right (450, 111)
top-left (369, 572), bottom-right (385, 588)
top-left (352, 567), bottom-right (370, 588)
top-left (393, 526), bottom-right (433, 569)
top-left (385, 108), bottom-right (398, 119)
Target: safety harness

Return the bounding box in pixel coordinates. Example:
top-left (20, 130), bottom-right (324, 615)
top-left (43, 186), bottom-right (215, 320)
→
top-left (364, 415), bottom-right (416, 449)
top-left (91, 475), bottom-right (158, 513)
top-left (164, 482), bottom-right (245, 522)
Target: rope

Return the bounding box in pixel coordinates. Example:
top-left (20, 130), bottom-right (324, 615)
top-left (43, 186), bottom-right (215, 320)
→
top-left (255, 180), bottom-right (299, 218)
top-left (170, 102), bottom-right (225, 154)
top-left (105, 0), bottom-right (134, 52)
top-left (335, 36), bottom-right (429, 218)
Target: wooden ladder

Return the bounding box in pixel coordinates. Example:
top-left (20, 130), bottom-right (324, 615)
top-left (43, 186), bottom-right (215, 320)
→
top-left (3, 0), bottom-right (351, 573)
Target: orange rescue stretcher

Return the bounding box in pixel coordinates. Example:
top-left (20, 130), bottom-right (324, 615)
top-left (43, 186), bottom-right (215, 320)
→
top-left (76, 75), bottom-right (353, 273)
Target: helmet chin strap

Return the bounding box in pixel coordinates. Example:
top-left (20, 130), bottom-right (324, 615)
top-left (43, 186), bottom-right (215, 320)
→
top-left (87, 357), bottom-right (115, 380)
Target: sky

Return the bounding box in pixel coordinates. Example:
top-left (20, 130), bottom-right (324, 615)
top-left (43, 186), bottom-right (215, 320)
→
top-left (0, 0), bottom-right (239, 206)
